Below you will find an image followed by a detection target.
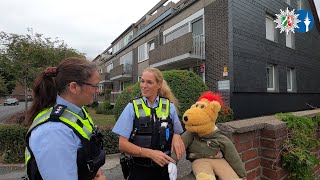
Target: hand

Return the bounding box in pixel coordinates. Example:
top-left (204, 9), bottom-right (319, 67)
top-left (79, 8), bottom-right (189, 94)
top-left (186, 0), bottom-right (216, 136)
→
top-left (94, 169), bottom-right (106, 180)
top-left (171, 134), bottom-right (185, 160)
top-left (168, 162), bottom-right (177, 180)
top-left (148, 149), bottom-right (175, 167)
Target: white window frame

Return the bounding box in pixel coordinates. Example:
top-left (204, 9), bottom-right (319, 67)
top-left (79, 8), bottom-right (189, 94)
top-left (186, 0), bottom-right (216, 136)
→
top-left (99, 84), bottom-right (103, 94)
top-left (287, 67), bottom-right (295, 92)
top-left (286, 32), bottom-right (295, 49)
top-left (148, 40), bottom-right (155, 52)
top-left (266, 15), bottom-right (276, 42)
top-left (120, 81), bottom-right (125, 91)
top-left (267, 64), bottom-right (275, 91)
top-left (147, 39), bottom-right (155, 59)
top-left (297, 0), bottom-right (303, 10)
top-left (138, 43), bottom-right (148, 63)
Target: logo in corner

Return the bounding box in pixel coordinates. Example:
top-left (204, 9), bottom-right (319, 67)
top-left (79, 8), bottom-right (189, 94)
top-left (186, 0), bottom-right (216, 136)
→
top-left (274, 7), bottom-right (301, 35)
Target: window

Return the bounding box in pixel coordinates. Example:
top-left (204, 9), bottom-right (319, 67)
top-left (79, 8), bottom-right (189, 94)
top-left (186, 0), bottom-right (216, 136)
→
top-left (99, 68), bottom-right (103, 74)
top-left (112, 31), bottom-right (133, 54)
top-left (120, 81), bottom-right (125, 91)
top-left (146, 40), bottom-right (155, 59)
top-left (267, 64), bottom-right (275, 91)
top-left (192, 18), bottom-right (203, 35)
top-left (148, 40), bottom-right (155, 52)
top-left (287, 67), bottom-right (296, 92)
top-left (120, 51), bottom-right (133, 73)
top-left (120, 51), bottom-right (133, 65)
top-left (99, 84), bottom-right (103, 94)
top-left (106, 63), bottom-right (113, 73)
top-left (266, 15), bottom-right (277, 42)
top-left (297, 0), bottom-right (303, 10)
top-left (164, 23), bottom-right (189, 43)
top-left (285, 0), bottom-right (291, 5)
top-left (138, 43), bottom-right (148, 62)
top-left (286, 32), bottom-right (295, 48)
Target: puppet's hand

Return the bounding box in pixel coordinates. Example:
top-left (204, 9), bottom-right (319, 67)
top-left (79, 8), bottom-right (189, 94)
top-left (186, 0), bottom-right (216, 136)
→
top-left (215, 151), bottom-right (223, 158)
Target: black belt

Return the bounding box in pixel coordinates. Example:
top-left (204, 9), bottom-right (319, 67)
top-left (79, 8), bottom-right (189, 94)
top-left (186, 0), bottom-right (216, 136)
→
top-left (132, 157), bottom-right (158, 167)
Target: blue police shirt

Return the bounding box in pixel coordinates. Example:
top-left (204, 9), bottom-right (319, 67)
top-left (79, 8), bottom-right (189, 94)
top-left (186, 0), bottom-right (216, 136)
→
top-left (29, 95), bottom-right (84, 180)
top-left (112, 96), bottom-right (183, 139)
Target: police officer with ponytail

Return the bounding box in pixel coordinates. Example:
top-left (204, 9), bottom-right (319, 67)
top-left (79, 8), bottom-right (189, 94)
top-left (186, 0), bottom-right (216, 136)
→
top-left (25, 58), bottom-right (106, 180)
top-left (112, 67), bottom-right (185, 180)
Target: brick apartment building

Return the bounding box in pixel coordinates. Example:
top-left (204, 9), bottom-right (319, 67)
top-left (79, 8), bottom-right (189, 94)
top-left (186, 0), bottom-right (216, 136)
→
top-left (94, 0), bottom-right (320, 119)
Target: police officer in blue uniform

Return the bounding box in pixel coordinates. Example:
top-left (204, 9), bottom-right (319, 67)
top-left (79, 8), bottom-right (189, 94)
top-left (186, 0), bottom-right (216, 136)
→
top-left (112, 67), bottom-right (185, 180)
top-left (25, 58), bottom-right (106, 180)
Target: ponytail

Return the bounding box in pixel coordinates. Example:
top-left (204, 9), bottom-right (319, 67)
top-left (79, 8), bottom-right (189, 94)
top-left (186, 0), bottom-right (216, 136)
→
top-left (27, 69), bottom-right (57, 125)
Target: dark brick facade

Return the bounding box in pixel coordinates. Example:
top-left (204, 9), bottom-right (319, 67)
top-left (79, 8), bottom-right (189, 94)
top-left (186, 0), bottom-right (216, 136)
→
top-left (204, 0), bottom-right (230, 104)
top-left (224, 0), bottom-right (320, 119)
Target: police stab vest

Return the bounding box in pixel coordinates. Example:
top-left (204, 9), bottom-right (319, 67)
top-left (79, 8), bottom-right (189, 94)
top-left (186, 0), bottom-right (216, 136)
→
top-left (131, 97), bottom-right (173, 154)
top-left (25, 105), bottom-right (105, 180)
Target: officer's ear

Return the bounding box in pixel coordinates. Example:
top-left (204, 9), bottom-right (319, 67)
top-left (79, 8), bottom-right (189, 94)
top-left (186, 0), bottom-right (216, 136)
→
top-left (68, 82), bottom-right (80, 94)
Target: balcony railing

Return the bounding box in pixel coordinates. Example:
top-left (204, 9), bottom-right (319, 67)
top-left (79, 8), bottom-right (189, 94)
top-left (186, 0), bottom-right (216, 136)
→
top-left (110, 64), bottom-right (132, 81)
top-left (192, 34), bottom-right (205, 59)
top-left (149, 32), bottom-right (205, 67)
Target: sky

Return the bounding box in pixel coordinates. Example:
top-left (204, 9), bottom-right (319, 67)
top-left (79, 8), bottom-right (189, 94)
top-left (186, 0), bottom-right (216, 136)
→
top-left (0, 0), bottom-right (319, 60)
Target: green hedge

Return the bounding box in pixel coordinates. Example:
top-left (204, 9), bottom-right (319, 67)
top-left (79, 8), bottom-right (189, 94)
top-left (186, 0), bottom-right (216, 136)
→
top-left (0, 124), bottom-right (119, 163)
top-left (0, 124), bottom-right (27, 163)
top-left (114, 70), bottom-right (209, 120)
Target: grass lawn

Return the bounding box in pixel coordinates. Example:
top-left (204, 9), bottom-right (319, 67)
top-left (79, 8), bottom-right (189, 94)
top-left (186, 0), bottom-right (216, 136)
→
top-left (86, 107), bottom-right (116, 127)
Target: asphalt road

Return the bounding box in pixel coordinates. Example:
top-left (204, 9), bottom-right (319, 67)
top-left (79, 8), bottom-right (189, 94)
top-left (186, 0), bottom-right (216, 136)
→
top-left (0, 102), bottom-right (28, 123)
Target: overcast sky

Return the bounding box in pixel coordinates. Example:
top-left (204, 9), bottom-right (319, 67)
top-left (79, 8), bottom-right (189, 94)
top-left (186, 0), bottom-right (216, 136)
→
top-left (0, 0), bottom-right (319, 60)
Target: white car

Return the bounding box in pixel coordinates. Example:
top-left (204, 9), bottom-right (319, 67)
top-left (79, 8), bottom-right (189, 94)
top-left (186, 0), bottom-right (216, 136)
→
top-left (4, 98), bottom-right (19, 106)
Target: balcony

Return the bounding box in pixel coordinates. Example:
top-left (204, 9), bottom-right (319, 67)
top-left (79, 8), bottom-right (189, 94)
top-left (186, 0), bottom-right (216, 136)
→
top-left (110, 64), bottom-right (132, 81)
top-left (149, 32), bottom-right (204, 70)
top-left (99, 73), bottom-right (112, 84)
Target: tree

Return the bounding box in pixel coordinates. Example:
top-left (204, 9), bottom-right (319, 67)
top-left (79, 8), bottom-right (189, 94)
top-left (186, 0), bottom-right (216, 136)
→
top-left (0, 30), bottom-right (85, 113)
top-left (0, 76), bottom-right (7, 96)
top-left (0, 62), bottom-right (16, 95)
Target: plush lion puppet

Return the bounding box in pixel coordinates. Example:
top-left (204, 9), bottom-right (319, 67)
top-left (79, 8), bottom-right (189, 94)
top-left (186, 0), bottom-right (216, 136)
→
top-left (172, 91), bottom-right (246, 180)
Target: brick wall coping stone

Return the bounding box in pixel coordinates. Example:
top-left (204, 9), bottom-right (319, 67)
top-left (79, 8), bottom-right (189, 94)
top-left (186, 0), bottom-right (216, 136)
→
top-left (217, 109), bottom-right (320, 134)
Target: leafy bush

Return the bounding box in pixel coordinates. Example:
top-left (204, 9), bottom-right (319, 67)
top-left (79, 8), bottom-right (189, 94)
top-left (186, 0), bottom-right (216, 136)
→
top-left (113, 70), bottom-right (209, 120)
top-left (0, 124), bottom-right (121, 163)
top-left (276, 113), bottom-right (320, 180)
top-left (217, 105), bottom-right (234, 123)
top-left (90, 101), bottom-right (99, 109)
top-left (0, 124), bottom-right (27, 163)
top-left (100, 127), bottom-right (119, 154)
top-left (96, 101), bottom-right (113, 115)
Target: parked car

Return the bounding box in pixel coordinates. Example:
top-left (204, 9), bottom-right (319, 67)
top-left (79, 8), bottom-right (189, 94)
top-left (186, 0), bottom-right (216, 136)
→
top-left (4, 98), bottom-right (19, 106)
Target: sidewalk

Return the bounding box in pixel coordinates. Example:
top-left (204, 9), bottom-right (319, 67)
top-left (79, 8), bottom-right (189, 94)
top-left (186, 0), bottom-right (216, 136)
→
top-left (0, 153), bottom-right (194, 180)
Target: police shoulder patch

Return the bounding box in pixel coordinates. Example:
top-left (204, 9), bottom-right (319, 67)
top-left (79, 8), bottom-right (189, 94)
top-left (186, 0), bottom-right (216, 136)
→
top-left (51, 104), bottom-right (67, 117)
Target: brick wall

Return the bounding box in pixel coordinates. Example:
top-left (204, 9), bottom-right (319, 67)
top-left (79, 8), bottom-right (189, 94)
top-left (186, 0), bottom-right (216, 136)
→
top-left (218, 109), bottom-right (320, 180)
top-left (204, 0), bottom-right (230, 105)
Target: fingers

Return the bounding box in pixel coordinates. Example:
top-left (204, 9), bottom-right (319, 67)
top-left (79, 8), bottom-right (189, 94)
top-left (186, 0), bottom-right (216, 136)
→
top-left (151, 150), bottom-right (176, 167)
top-left (95, 169), bottom-right (103, 177)
top-left (174, 140), bottom-right (185, 160)
top-left (164, 154), bottom-right (175, 163)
